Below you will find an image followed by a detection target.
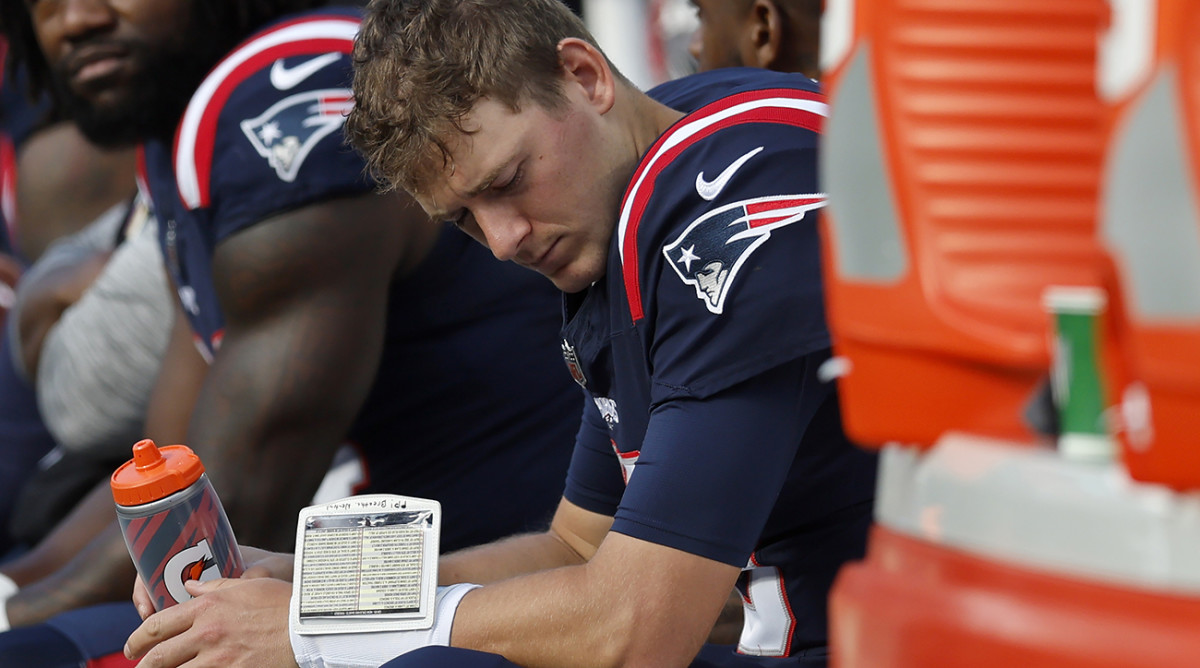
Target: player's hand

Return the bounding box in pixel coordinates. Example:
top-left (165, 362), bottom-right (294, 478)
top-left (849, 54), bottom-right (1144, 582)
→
top-left (125, 577), bottom-right (297, 668)
top-left (132, 575), bottom-right (154, 620)
top-left (239, 546), bottom-right (296, 582)
top-left (130, 545), bottom-right (294, 621)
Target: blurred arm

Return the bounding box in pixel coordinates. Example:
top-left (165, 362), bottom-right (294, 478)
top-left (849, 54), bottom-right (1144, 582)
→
top-left (14, 249), bottom-right (110, 378)
top-left (0, 286), bottom-right (206, 626)
top-left (182, 191), bottom-right (429, 550)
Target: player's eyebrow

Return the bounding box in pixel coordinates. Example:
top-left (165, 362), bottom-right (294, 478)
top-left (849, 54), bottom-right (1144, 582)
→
top-left (427, 159), bottom-right (513, 222)
top-left (463, 159), bottom-right (512, 199)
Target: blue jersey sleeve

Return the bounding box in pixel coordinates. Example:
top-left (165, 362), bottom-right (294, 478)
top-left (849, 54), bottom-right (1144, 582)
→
top-left (171, 12), bottom-right (372, 241)
top-left (610, 352), bottom-right (835, 566)
top-left (203, 54), bottom-right (372, 238)
top-left (563, 399), bottom-right (626, 516)
top-left (636, 119), bottom-right (831, 405)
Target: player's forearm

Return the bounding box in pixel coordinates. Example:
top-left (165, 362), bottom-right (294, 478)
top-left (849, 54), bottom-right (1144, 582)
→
top-left (447, 528), bottom-right (737, 668)
top-left (13, 255), bottom-right (108, 377)
top-left (4, 522), bottom-right (134, 626)
top-left (193, 194), bottom-right (399, 550)
top-left (439, 531), bottom-right (589, 586)
top-left (189, 411), bottom-right (339, 551)
top-left (0, 480), bottom-right (119, 588)
top-left (441, 497), bottom-right (612, 586)
top-left (185, 335), bottom-right (378, 550)
top-left (450, 560), bottom-right (706, 668)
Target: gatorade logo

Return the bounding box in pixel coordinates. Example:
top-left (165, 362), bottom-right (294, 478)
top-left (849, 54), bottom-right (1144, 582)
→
top-left (163, 538), bottom-right (221, 603)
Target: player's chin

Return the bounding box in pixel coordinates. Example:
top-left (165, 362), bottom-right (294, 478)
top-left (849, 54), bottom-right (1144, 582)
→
top-left (545, 263), bottom-right (601, 294)
top-left (541, 274), bottom-right (580, 294)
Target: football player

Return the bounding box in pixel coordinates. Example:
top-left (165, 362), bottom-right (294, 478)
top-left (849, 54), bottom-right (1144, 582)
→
top-left (0, 0), bottom-right (583, 664)
top-left (688, 0), bottom-right (821, 78)
top-left (125, 1), bottom-right (877, 667)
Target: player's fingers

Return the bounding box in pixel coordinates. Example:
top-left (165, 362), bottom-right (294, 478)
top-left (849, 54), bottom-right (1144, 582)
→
top-left (241, 564), bottom-right (272, 579)
top-left (124, 604), bottom-right (196, 660)
top-left (183, 577), bottom-right (234, 596)
top-left (132, 577), bottom-right (155, 620)
top-left (242, 550), bottom-right (295, 581)
top-left (126, 630), bottom-right (201, 668)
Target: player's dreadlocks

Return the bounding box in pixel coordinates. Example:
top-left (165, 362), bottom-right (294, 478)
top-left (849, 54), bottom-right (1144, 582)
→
top-left (0, 0), bottom-right (330, 101)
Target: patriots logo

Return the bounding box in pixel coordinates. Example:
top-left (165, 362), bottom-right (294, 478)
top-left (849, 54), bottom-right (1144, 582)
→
top-left (593, 396), bottom-right (619, 429)
top-left (663, 194), bottom-right (826, 314)
top-left (239, 88), bottom-right (354, 182)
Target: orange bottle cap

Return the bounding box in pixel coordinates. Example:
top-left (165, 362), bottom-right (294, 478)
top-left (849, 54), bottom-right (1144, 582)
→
top-left (111, 439), bottom-right (205, 507)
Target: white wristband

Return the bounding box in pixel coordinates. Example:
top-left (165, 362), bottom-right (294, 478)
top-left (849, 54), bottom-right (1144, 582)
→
top-left (291, 583), bottom-right (480, 668)
top-left (0, 572), bottom-right (18, 632)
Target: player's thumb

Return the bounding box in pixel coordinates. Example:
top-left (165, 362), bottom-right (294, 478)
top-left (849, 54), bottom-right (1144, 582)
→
top-left (183, 578), bottom-right (232, 596)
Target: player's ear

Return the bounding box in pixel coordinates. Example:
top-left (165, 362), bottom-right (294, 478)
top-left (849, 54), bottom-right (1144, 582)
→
top-left (744, 0), bottom-right (784, 69)
top-left (557, 38), bottom-right (616, 115)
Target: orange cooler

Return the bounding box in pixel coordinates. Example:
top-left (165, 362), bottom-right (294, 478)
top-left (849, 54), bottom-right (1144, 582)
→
top-left (819, 0), bottom-right (1111, 447)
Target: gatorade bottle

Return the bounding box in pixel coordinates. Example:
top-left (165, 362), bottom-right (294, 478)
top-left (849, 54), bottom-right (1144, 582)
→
top-left (111, 438), bottom-right (244, 611)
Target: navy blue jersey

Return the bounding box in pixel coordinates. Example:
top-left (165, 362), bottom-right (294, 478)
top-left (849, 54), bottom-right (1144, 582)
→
top-left (138, 7), bottom-right (580, 552)
top-left (561, 69), bottom-right (878, 661)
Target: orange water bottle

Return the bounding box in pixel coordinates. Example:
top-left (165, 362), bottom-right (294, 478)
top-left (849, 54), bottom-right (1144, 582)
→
top-left (111, 439), bottom-right (244, 611)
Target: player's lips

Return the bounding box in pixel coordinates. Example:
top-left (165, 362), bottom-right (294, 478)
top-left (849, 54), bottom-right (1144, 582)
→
top-left (65, 45), bottom-right (131, 91)
top-left (528, 238), bottom-right (564, 276)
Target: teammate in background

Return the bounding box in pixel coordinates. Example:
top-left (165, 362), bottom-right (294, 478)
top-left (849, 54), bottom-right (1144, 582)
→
top-left (688, 0), bottom-right (821, 78)
top-left (0, 43), bottom-right (55, 559)
top-left (5, 196), bottom-right (173, 557)
top-left (0, 0), bottom-right (581, 660)
top-left (124, 1), bottom-right (877, 666)
top-left (0, 34), bottom-right (138, 558)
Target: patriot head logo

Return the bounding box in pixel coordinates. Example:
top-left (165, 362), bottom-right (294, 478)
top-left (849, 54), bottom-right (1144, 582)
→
top-left (663, 194), bottom-right (826, 314)
top-left (240, 88), bottom-right (354, 182)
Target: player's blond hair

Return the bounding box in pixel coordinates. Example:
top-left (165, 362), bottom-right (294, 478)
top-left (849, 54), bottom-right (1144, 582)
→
top-left (347, 0), bottom-right (614, 195)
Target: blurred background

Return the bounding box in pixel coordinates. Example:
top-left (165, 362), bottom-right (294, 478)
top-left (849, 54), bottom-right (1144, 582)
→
top-left (576, 0), bottom-right (699, 89)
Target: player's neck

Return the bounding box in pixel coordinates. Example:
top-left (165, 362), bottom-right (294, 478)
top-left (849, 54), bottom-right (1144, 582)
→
top-left (623, 91), bottom-right (685, 160)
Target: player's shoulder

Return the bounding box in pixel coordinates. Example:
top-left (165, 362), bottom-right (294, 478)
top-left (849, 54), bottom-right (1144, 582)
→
top-left (649, 67), bottom-right (823, 116)
top-left (173, 7), bottom-right (362, 209)
top-left (622, 69), bottom-right (826, 241)
top-left (618, 70), bottom-right (827, 320)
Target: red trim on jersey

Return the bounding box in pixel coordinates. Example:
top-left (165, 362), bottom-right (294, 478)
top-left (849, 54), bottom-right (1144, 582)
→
top-left (612, 440), bottom-right (640, 484)
top-left (88, 653), bottom-right (138, 668)
top-left (1, 133), bottom-right (17, 246)
top-left (776, 568), bottom-right (797, 656)
top-left (747, 196), bottom-right (825, 228)
top-left (134, 144), bottom-right (153, 210)
top-left (619, 88), bottom-right (824, 322)
top-left (737, 558), bottom-right (799, 657)
top-left (318, 91), bottom-right (354, 112)
top-left (177, 18), bottom-right (357, 208)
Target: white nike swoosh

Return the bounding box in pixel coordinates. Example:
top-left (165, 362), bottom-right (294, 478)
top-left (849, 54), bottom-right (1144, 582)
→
top-left (269, 53), bottom-right (342, 91)
top-left (695, 146), bottom-right (765, 201)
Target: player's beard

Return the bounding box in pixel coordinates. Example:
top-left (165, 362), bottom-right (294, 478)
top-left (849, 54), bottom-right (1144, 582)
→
top-left (49, 27), bottom-right (226, 149)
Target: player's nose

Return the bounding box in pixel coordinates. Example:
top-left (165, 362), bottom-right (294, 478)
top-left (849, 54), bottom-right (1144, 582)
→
top-left (59, 0), bottom-right (118, 41)
top-left (476, 209), bottom-right (529, 263)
